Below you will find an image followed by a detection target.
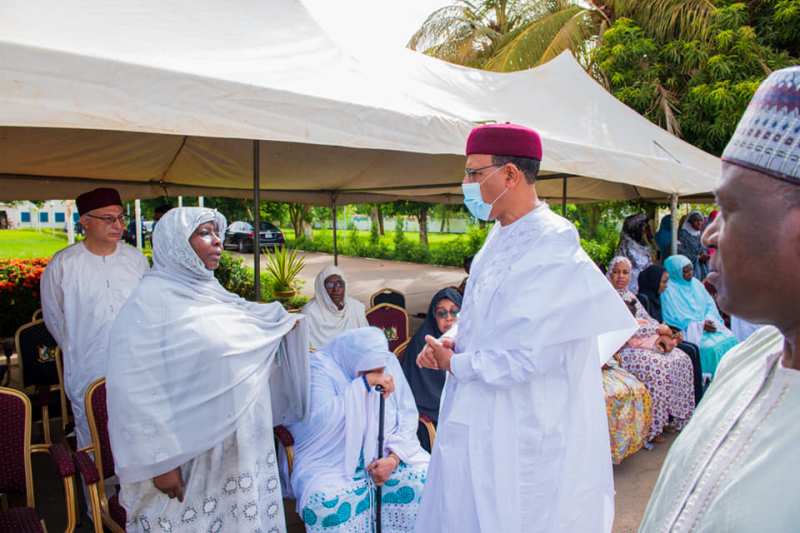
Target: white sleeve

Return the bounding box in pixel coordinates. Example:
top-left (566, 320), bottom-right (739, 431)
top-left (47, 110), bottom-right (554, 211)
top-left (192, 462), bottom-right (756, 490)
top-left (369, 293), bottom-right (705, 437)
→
top-left (449, 342), bottom-right (567, 388)
top-left (40, 257), bottom-right (66, 346)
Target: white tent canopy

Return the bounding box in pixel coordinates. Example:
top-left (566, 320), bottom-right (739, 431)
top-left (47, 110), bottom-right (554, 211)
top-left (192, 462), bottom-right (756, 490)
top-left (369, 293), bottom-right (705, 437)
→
top-left (0, 0), bottom-right (719, 205)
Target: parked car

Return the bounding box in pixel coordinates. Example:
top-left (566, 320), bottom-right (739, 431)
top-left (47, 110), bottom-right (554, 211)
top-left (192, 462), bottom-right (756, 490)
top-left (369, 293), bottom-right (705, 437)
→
top-left (223, 221), bottom-right (285, 252)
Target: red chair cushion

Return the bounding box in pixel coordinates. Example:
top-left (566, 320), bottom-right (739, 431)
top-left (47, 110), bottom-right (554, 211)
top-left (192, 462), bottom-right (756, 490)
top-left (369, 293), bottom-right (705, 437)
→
top-left (0, 507), bottom-right (45, 533)
top-left (48, 442), bottom-right (76, 478)
top-left (74, 450), bottom-right (101, 485)
top-left (366, 305), bottom-right (409, 352)
top-left (89, 382), bottom-right (117, 480)
top-left (0, 391), bottom-right (28, 495)
top-left (109, 493), bottom-right (127, 528)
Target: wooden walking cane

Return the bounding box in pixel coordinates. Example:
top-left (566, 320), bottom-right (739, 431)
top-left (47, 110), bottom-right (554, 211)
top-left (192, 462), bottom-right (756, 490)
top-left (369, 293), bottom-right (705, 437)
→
top-left (375, 384), bottom-right (386, 533)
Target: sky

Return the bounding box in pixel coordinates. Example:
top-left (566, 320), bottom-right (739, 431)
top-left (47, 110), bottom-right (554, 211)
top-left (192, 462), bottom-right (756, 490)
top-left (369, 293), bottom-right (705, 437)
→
top-left (301, 0), bottom-right (450, 58)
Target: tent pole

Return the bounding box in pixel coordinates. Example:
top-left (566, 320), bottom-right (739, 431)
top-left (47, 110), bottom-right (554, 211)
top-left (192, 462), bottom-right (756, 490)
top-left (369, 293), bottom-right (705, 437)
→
top-left (66, 200), bottom-right (75, 245)
top-left (253, 140), bottom-right (261, 302)
top-left (331, 194), bottom-right (338, 266)
top-left (198, 196), bottom-right (204, 207)
top-left (670, 193), bottom-right (679, 256)
top-left (134, 199), bottom-right (142, 250)
top-left (561, 177), bottom-right (568, 217)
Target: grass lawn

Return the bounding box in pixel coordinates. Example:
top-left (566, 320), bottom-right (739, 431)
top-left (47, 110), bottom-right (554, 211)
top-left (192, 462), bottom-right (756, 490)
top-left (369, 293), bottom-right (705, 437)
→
top-left (0, 229), bottom-right (71, 258)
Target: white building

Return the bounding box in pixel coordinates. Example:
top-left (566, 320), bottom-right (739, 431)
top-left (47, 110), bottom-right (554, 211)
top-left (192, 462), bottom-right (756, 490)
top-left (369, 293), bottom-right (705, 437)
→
top-left (0, 200), bottom-right (77, 230)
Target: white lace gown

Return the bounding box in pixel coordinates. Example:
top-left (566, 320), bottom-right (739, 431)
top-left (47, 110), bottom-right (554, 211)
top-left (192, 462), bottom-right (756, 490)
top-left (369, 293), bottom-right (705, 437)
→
top-left (121, 389), bottom-right (287, 533)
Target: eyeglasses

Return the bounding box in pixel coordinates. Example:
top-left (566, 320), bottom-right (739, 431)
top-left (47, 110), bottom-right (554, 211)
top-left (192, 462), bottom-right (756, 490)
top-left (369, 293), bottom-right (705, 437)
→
top-left (464, 164), bottom-right (500, 182)
top-left (434, 308), bottom-right (459, 319)
top-left (85, 214), bottom-right (127, 226)
top-left (324, 281), bottom-right (345, 290)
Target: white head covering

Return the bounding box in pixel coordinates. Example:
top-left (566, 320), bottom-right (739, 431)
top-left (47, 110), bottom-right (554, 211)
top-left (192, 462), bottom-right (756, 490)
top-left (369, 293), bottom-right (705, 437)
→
top-left (301, 265), bottom-right (367, 349)
top-left (288, 327), bottom-right (429, 508)
top-left (107, 207), bottom-right (310, 483)
top-left (681, 210), bottom-right (704, 237)
top-left (723, 66), bottom-right (800, 184)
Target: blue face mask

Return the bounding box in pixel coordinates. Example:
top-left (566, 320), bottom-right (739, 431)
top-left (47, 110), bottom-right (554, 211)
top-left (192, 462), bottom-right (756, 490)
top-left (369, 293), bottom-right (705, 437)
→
top-left (461, 167), bottom-right (508, 221)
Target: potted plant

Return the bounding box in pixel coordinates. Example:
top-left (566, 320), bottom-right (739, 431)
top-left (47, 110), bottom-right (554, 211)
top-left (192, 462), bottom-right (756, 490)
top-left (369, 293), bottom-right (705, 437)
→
top-left (266, 246), bottom-right (305, 301)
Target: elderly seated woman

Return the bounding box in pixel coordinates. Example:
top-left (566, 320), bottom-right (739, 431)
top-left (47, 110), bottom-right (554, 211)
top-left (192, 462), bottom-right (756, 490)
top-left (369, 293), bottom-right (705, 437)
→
top-left (608, 257), bottom-right (695, 441)
top-left (288, 327), bottom-right (429, 533)
top-left (302, 265), bottom-right (368, 350)
top-left (661, 255), bottom-right (739, 380)
top-left (400, 287), bottom-right (462, 451)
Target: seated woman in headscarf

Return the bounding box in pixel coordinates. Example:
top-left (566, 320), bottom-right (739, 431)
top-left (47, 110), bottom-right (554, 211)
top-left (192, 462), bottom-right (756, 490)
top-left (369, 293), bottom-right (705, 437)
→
top-left (107, 207), bottom-right (310, 533)
top-left (654, 214), bottom-right (673, 262)
top-left (288, 327), bottom-right (429, 533)
top-left (615, 213), bottom-right (654, 293)
top-left (602, 347), bottom-right (653, 464)
top-left (661, 255), bottom-right (738, 380)
top-left (608, 257), bottom-right (695, 441)
top-left (302, 265), bottom-right (368, 350)
top-left (400, 287), bottom-right (462, 451)
top-left (678, 210), bottom-right (710, 281)
top-left (637, 265), bottom-right (705, 404)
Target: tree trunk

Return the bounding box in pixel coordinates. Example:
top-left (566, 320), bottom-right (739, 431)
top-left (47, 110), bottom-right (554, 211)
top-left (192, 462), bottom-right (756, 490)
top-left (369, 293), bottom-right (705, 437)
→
top-left (370, 206), bottom-right (382, 236)
top-left (288, 204), bottom-right (308, 239)
top-left (418, 206), bottom-right (429, 247)
top-left (376, 205), bottom-right (385, 235)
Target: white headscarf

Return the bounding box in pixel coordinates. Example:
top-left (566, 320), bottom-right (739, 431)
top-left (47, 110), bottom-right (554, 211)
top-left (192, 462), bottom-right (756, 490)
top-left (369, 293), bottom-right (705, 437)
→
top-left (681, 211), bottom-right (704, 237)
top-left (107, 207), bottom-right (310, 484)
top-left (288, 327), bottom-right (428, 509)
top-left (301, 265), bottom-right (368, 350)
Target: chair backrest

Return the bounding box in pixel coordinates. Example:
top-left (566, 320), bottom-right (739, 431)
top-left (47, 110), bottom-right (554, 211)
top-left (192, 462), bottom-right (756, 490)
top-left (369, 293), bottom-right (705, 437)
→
top-left (366, 303), bottom-right (410, 353)
top-left (370, 288), bottom-right (406, 309)
top-left (31, 309), bottom-right (42, 322)
top-left (85, 379), bottom-right (116, 497)
top-left (0, 387), bottom-right (33, 506)
top-left (15, 320), bottom-right (60, 388)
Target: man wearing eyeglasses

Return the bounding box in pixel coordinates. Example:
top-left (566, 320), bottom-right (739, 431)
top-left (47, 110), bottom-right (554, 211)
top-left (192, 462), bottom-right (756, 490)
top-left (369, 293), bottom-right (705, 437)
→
top-left (41, 187), bottom-right (148, 459)
top-left (414, 124), bottom-right (637, 533)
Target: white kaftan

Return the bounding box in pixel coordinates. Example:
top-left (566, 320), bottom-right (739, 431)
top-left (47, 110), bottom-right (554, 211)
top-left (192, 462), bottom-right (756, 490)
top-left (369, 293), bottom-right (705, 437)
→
top-left (107, 208), bottom-right (310, 533)
top-left (414, 204), bottom-right (637, 533)
top-left (41, 241), bottom-right (148, 449)
top-left (639, 327), bottom-right (799, 532)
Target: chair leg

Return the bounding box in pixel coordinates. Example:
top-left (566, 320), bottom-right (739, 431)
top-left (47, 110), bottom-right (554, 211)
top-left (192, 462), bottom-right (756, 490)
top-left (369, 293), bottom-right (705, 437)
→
top-left (41, 404), bottom-right (52, 444)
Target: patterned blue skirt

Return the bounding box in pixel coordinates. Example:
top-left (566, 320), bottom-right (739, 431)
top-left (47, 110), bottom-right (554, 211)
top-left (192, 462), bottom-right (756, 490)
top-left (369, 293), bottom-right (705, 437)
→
top-left (300, 461), bottom-right (426, 533)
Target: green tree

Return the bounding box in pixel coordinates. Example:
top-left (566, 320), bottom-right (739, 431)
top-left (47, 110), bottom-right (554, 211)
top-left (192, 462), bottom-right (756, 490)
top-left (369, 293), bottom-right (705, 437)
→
top-left (593, 3), bottom-right (796, 155)
top-left (385, 201), bottom-right (433, 247)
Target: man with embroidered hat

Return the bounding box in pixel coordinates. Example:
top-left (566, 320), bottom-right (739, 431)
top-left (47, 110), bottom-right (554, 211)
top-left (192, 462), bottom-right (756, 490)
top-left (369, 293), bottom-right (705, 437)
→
top-left (414, 123), bottom-right (637, 532)
top-left (42, 187), bottom-right (148, 454)
top-left (640, 66), bottom-right (800, 532)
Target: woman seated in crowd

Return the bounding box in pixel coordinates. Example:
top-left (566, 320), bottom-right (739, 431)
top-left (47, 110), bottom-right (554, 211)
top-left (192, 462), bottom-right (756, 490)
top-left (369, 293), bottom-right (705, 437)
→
top-left (302, 265), bottom-right (368, 350)
top-left (615, 213), bottom-right (654, 293)
top-left (288, 327), bottom-right (429, 533)
top-left (637, 265), bottom-right (705, 404)
top-left (400, 287), bottom-right (462, 451)
top-left (608, 257), bottom-right (695, 441)
top-left (678, 210), bottom-right (710, 281)
top-left (603, 351), bottom-right (653, 464)
top-left (107, 208), bottom-right (310, 532)
top-left (661, 255), bottom-right (738, 380)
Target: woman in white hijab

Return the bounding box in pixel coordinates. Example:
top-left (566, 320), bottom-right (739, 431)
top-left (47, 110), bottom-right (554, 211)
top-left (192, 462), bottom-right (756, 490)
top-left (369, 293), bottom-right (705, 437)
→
top-left (288, 327), bottom-right (429, 533)
top-left (107, 207), bottom-right (310, 533)
top-left (301, 265), bottom-right (368, 350)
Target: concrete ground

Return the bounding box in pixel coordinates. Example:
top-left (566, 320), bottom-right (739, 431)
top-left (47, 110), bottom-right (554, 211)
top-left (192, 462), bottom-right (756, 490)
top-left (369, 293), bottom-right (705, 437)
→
top-left (24, 251), bottom-right (671, 532)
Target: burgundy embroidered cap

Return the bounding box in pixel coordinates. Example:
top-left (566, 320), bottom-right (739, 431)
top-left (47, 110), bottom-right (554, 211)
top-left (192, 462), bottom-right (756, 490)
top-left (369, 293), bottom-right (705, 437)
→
top-left (76, 187), bottom-right (123, 215)
top-left (465, 123), bottom-right (542, 160)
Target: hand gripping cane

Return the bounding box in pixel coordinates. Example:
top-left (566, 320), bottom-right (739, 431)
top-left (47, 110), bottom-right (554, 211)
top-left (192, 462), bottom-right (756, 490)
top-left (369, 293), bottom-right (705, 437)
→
top-left (375, 384), bottom-right (386, 533)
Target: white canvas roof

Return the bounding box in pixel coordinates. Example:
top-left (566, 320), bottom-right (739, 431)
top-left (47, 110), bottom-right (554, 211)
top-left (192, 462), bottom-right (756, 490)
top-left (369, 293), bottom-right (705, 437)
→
top-left (0, 0), bottom-right (719, 204)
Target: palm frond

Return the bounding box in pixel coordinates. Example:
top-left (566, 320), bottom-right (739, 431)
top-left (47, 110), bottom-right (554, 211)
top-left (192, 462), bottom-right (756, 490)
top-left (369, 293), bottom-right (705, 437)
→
top-left (607, 0), bottom-right (715, 42)
top-left (407, 4), bottom-right (475, 51)
top-left (538, 10), bottom-right (603, 65)
top-left (484, 6), bottom-right (588, 71)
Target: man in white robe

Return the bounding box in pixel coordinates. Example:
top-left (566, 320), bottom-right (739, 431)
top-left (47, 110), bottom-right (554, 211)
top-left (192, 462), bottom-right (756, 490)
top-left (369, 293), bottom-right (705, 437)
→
top-left (41, 187), bottom-right (148, 451)
top-left (415, 123), bottom-right (637, 533)
top-left (640, 66), bottom-right (800, 532)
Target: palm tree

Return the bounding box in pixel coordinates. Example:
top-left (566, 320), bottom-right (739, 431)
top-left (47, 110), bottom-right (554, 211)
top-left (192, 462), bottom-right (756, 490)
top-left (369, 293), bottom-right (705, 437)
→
top-left (408, 0), bottom-right (715, 72)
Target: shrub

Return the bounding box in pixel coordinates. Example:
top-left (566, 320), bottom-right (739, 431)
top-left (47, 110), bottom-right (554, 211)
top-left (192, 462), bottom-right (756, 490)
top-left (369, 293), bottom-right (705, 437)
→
top-left (215, 252), bottom-right (256, 300)
top-left (0, 258), bottom-right (49, 337)
top-left (581, 238), bottom-right (614, 268)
